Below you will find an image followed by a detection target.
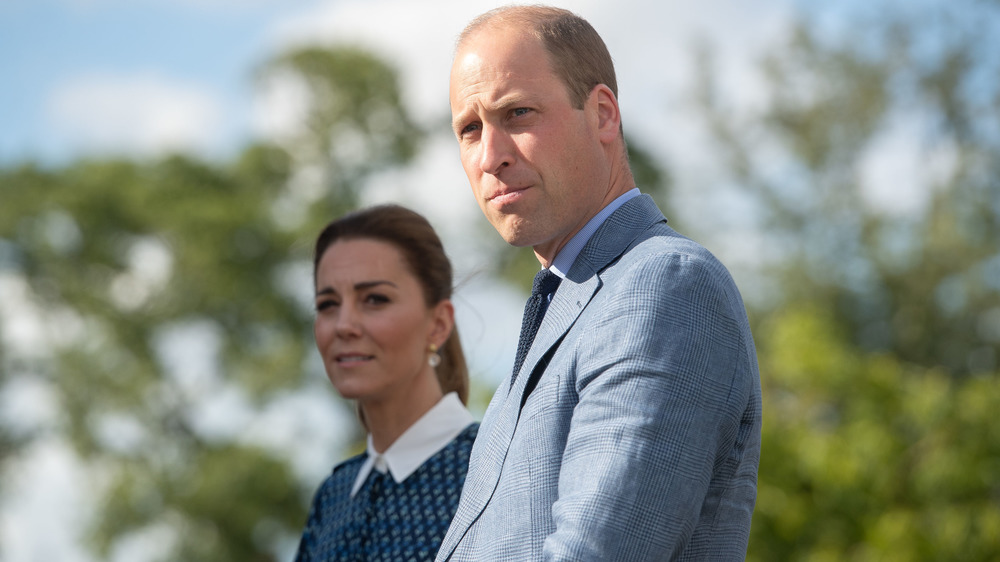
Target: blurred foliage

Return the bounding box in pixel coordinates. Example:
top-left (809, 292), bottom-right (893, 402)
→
top-left (750, 304), bottom-right (1000, 560)
top-left (259, 46), bottom-right (422, 213)
top-left (0, 342), bottom-right (28, 491)
top-left (695, 0), bottom-right (1000, 376)
top-left (0, 45), bottom-right (421, 561)
top-left (0, 152), bottom-right (312, 561)
top-left (691, 1), bottom-right (1000, 559)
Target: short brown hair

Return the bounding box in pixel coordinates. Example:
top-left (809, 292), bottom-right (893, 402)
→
top-left (313, 204), bottom-right (469, 404)
top-left (457, 5), bottom-right (618, 109)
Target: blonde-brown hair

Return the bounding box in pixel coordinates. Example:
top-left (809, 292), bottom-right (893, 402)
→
top-left (313, 204), bottom-right (469, 404)
top-left (457, 5), bottom-right (618, 110)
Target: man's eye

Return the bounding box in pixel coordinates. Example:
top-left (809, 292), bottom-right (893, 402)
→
top-left (511, 107), bottom-right (531, 117)
top-left (460, 122), bottom-right (480, 137)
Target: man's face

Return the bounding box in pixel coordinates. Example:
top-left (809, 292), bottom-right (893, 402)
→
top-left (449, 25), bottom-right (608, 260)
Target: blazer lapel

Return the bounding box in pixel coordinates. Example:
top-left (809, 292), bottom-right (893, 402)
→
top-left (514, 275), bottom-right (598, 404)
top-left (514, 194), bottom-right (666, 402)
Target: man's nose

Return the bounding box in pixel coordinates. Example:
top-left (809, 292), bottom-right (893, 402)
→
top-left (479, 124), bottom-right (514, 175)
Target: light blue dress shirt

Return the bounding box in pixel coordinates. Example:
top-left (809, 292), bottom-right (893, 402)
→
top-left (550, 188), bottom-right (640, 278)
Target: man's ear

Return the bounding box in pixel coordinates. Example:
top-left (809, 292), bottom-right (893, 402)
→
top-left (590, 84), bottom-right (621, 144)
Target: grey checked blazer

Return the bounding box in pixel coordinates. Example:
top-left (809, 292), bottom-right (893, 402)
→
top-left (436, 195), bottom-right (762, 561)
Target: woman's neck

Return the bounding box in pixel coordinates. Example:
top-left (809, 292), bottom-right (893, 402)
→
top-left (362, 373), bottom-right (444, 453)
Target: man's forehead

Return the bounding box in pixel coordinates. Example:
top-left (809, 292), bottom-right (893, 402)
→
top-left (450, 61), bottom-right (552, 115)
top-left (458, 19), bottom-right (532, 49)
top-left (456, 23), bottom-right (542, 63)
top-left (452, 34), bottom-right (549, 87)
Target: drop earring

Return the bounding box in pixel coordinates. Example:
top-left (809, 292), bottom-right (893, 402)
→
top-left (428, 343), bottom-right (441, 368)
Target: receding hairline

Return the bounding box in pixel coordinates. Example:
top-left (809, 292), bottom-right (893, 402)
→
top-left (455, 5), bottom-right (571, 54)
top-left (454, 5), bottom-right (619, 109)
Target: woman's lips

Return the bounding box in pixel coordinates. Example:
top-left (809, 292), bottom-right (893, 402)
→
top-left (335, 354), bottom-right (374, 365)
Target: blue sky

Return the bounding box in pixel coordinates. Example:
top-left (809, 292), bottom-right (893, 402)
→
top-left (1, 0), bottom-right (324, 163)
top-left (0, 0), bottom-right (796, 165)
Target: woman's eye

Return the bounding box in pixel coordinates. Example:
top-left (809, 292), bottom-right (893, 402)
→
top-left (316, 299), bottom-right (338, 312)
top-left (365, 293), bottom-right (390, 305)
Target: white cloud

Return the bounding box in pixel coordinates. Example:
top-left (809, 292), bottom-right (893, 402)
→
top-left (261, 0), bottom-right (790, 131)
top-left (263, 0), bottom-right (507, 117)
top-left (46, 72), bottom-right (226, 157)
top-left (60, 0), bottom-right (295, 9)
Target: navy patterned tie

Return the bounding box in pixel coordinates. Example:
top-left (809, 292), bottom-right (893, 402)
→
top-left (511, 268), bottom-right (562, 387)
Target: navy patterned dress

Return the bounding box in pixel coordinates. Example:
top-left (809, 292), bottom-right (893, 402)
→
top-left (295, 423), bottom-right (478, 561)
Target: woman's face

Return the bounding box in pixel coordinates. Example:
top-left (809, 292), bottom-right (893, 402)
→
top-left (313, 238), bottom-right (451, 406)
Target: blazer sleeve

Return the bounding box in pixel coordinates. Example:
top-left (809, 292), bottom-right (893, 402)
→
top-left (543, 249), bottom-right (759, 560)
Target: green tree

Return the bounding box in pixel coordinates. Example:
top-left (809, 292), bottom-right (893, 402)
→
top-left (689, 1), bottom-right (1000, 559)
top-left (1, 152), bottom-right (310, 561)
top-left (696, 0), bottom-right (1000, 376)
top-left (0, 44), bottom-right (422, 561)
top-left (259, 46), bottom-right (422, 217)
top-left (751, 303), bottom-right (1000, 561)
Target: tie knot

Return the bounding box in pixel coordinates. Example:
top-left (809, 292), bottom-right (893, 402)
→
top-left (532, 268), bottom-right (562, 297)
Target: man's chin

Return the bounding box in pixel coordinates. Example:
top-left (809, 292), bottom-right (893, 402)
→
top-left (487, 214), bottom-right (548, 248)
top-left (496, 225), bottom-right (536, 248)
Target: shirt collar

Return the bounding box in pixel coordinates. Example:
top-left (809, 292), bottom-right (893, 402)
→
top-left (350, 392), bottom-right (474, 497)
top-left (550, 188), bottom-right (640, 278)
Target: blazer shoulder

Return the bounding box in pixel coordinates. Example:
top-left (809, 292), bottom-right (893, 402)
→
top-left (598, 223), bottom-right (753, 333)
top-left (617, 223), bottom-right (733, 282)
top-left (574, 194), bottom-right (723, 279)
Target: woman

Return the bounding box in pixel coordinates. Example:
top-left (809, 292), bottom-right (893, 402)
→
top-left (295, 205), bottom-right (478, 561)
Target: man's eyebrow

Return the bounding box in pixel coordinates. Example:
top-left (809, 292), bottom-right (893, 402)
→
top-left (452, 94), bottom-right (534, 133)
top-left (452, 111), bottom-right (472, 135)
top-left (489, 94), bottom-right (531, 112)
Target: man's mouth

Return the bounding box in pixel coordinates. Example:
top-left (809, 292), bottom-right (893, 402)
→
top-left (488, 186), bottom-right (529, 206)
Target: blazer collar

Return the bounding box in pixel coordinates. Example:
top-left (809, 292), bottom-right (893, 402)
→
top-left (566, 194), bottom-right (666, 282)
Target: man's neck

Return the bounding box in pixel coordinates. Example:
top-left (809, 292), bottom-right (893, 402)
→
top-left (532, 176), bottom-right (635, 267)
top-left (536, 186), bottom-right (641, 273)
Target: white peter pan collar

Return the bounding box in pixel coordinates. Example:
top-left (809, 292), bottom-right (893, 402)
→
top-left (350, 392), bottom-right (474, 498)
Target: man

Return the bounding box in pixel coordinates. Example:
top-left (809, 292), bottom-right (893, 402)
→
top-left (439, 6), bottom-right (761, 561)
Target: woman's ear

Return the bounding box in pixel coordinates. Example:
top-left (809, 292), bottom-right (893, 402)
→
top-left (429, 299), bottom-right (455, 348)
